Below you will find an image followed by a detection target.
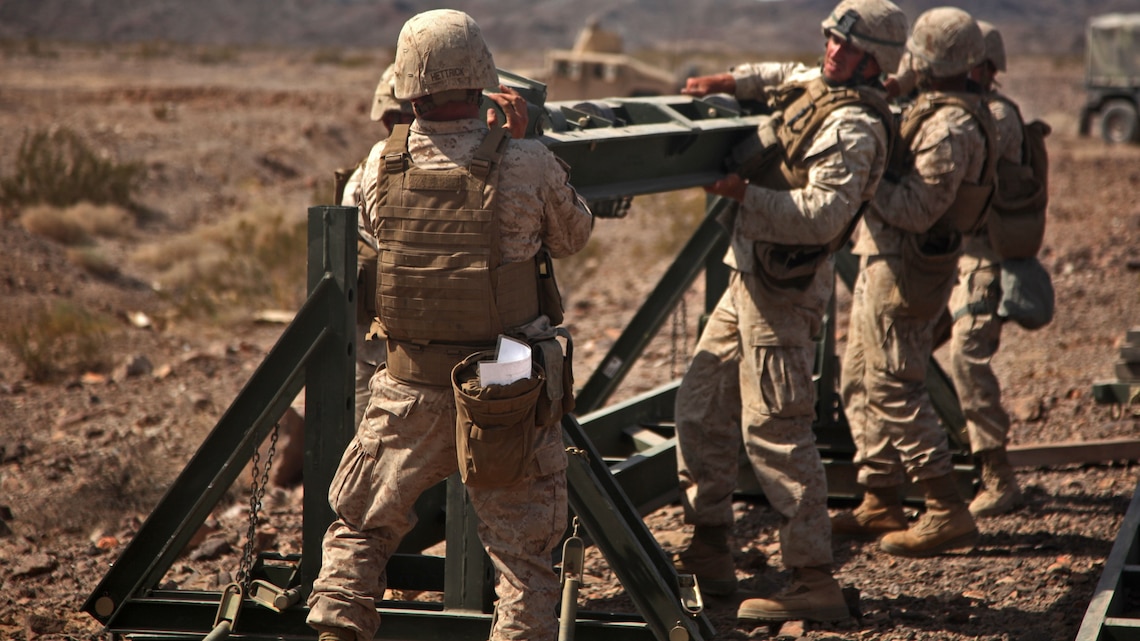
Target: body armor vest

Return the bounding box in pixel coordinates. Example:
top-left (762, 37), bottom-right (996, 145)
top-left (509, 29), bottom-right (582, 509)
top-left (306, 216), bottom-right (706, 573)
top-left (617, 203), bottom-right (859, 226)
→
top-left (891, 91), bottom-right (998, 235)
top-left (374, 125), bottom-right (540, 348)
top-left (732, 76), bottom-right (896, 288)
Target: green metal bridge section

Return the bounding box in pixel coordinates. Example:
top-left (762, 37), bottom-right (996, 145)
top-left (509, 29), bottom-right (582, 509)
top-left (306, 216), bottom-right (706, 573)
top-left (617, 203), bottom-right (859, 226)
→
top-left (79, 77), bottom-right (1138, 641)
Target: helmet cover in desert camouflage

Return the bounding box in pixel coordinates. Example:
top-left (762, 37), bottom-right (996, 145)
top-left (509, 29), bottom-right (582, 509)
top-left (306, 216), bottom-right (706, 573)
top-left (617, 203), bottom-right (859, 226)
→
top-left (371, 63), bottom-right (414, 122)
top-left (821, 0), bottom-right (909, 76)
top-left (906, 7), bottom-right (984, 78)
top-left (976, 20), bottom-right (1007, 72)
top-left (393, 9), bottom-right (498, 101)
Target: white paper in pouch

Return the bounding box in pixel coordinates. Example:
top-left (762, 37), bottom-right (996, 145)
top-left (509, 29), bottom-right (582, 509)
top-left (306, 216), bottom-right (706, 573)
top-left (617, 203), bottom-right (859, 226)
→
top-left (477, 335), bottom-right (532, 386)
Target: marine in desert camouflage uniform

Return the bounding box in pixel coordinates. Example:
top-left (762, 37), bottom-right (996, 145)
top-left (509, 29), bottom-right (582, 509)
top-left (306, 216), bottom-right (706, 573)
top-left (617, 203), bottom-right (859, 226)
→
top-left (833, 6), bottom-right (996, 557)
top-left (947, 21), bottom-right (1026, 517)
top-left (306, 10), bottom-right (593, 641)
top-left (673, 0), bottom-right (907, 623)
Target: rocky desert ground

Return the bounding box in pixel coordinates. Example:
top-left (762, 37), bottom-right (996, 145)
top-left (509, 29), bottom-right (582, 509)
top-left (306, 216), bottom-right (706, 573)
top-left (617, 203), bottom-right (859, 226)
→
top-left (0, 42), bottom-right (1138, 641)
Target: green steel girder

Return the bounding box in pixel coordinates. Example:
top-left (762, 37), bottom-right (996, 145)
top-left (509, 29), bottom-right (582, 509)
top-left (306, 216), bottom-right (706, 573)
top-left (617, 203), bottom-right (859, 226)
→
top-left (82, 206), bottom-right (356, 625)
top-left (84, 204), bottom-right (717, 641)
top-left (1076, 478), bottom-right (1140, 641)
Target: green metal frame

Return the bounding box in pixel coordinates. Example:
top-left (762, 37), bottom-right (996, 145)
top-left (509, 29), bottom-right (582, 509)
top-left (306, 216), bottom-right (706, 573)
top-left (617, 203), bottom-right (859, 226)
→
top-left (82, 87), bottom-right (982, 640)
top-left (82, 207), bottom-right (716, 641)
top-left (1076, 478), bottom-right (1140, 641)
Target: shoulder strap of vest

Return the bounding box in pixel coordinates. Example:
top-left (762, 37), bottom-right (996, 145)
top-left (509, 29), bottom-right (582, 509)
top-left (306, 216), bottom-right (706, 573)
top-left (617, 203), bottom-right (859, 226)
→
top-left (380, 123), bottom-right (412, 176)
top-left (989, 91), bottom-right (1031, 162)
top-left (778, 77), bottom-right (897, 163)
top-left (470, 126), bottom-right (510, 181)
top-left (895, 91), bottom-right (997, 183)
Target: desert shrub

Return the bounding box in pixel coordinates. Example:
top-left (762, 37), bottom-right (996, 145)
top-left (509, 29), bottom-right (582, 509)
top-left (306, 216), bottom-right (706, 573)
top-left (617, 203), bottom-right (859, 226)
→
top-left (19, 206), bottom-right (93, 246)
top-left (0, 127), bottom-right (144, 208)
top-left (67, 246), bottom-right (120, 280)
top-left (1, 302), bottom-right (113, 382)
top-left (135, 210), bottom-right (308, 320)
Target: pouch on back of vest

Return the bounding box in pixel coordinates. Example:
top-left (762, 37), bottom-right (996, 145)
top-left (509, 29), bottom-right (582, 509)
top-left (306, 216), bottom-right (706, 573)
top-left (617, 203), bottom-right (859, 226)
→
top-left (988, 119), bottom-right (1051, 260)
top-left (452, 351), bottom-right (546, 489)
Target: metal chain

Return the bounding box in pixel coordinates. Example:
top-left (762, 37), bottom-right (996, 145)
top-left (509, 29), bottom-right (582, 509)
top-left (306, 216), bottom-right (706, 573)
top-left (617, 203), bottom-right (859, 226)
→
top-left (670, 297), bottom-right (689, 379)
top-left (237, 423), bottom-right (278, 590)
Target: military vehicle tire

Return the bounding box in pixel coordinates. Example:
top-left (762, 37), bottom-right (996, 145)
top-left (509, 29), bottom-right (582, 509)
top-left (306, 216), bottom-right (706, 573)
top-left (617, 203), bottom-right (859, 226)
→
top-left (1100, 99), bottom-right (1139, 144)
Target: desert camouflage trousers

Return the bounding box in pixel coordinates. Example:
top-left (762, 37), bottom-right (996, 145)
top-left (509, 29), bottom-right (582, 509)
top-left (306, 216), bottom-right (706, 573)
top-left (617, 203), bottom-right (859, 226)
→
top-left (841, 255), bottom-right (956, 488)
top-left (948, 249), bottom-right (1010, 453)
top-left (307, 368), bottom-right (568, 641)
top-left (353, 322), bottom-right (386, 429)
top-left (675, 270), bottom-right (833, 569)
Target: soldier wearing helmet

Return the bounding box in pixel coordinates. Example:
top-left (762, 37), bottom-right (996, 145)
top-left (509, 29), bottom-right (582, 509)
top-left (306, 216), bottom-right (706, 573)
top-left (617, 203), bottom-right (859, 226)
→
top-left (834, 6), bottom-right (997, 558)
top-left (307, 10), bottom-right (593, 641)
top-left (945, 20), bottom-right (1028, 518)
top-left (673, 0), bottom-right (906, 625)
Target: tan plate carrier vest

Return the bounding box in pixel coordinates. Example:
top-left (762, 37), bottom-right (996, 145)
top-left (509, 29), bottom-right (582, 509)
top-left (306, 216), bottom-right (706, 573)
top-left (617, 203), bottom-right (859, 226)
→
top-left (891, 91), bottom-right (998, 236)
top-left (375, 124), bottom-right (542, 386)
top-left (736, 77), bottom-right (897, 289)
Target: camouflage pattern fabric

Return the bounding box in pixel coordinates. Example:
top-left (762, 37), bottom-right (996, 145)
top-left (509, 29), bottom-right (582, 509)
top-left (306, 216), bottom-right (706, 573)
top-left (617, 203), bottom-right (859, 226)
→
top-left (852, 101), bottom-right (988, 257)
top-left (676, 63), bottom-right (889, 571)
top-left (307, 117), bottom-right (591, 641)
top-left (842, 97), bottom-right (989, 486)
top-left (676, 271), bottom-right (835, 569)
top-left (947, 90), bottom-right (1024, 454)
top-left (362, 118), bottom-right (592, 264)
top-left (841, 255), bottom-right (957, 487)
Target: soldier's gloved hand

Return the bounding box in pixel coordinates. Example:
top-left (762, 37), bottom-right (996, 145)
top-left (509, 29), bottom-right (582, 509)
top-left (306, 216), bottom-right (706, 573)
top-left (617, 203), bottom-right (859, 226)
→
top-left (702, 173), bottom-right (747, 202)
top-left (681, 73), bottom-right (736, 97)
top-left (486, 84), bottom-right (528, 139)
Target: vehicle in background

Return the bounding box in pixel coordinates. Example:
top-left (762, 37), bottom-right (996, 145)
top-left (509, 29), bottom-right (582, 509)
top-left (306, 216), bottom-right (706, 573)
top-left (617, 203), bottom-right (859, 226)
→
top-left (524, 19), bottom-right (680, 102)
top-left (1080, 12), bottom-right (1140, 144)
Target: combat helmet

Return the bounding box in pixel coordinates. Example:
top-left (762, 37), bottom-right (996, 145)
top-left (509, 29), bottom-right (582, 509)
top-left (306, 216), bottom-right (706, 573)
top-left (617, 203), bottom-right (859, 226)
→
top-left (393, 9), bottom-right (498, 102)
top-left (821, 0), bottom-right (909, 75)
top-left (976, 20), bottom-right (1007, 72)
top-left (371, 63), bottom-right (414, 123)
top-left (905, 7), bottom-right (984, 78)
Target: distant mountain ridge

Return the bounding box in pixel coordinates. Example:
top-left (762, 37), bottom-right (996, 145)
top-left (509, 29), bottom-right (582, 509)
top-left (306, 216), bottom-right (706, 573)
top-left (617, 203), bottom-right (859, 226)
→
top-left (1, 0), bottom-right (1136, 61)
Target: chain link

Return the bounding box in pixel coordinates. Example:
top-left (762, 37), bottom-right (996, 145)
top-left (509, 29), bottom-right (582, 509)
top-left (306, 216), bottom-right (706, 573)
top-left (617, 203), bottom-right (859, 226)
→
top-left (236, 423), bottom-right (278, 590)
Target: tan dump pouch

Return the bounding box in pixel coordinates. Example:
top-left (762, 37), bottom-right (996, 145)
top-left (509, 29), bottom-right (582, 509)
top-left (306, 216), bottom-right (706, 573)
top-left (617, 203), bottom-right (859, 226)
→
top-left (754, 241), bottom-right (828, 291)
top-left (387, 340), bottom-right (488, 387)
top-left (452, 350), bottom-right (546, 489)
top-left (899, 232), bottom-right (962, 319)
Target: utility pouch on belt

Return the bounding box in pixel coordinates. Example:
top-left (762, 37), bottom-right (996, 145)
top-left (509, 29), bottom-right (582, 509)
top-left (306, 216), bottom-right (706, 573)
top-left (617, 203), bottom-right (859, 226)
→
top-left (754, 242), bottom-right (827, 290)
top-left (531, 327), bottom-right (576, 425)
top-left (452, 351), bottom-right (546, 489)
top-left (899, 232), bottom-right (962, 319)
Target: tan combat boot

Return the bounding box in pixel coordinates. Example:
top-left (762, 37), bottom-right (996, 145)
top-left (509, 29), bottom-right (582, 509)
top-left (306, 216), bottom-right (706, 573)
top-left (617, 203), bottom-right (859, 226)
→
top-left (969, 449), bottom-right (1023, 517)
top-left (677, 525), bottom-right (737, 596)
top-left (736, 566), bottom-right (850, 623)
top-left (880, 474), bottom-right (978, 557)
top-left (830, 486), bottom-right (907, 539)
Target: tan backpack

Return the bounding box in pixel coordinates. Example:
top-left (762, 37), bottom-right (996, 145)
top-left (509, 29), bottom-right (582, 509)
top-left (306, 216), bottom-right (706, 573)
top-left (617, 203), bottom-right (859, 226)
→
top-left (988, 98), bottom-right (1050, 260)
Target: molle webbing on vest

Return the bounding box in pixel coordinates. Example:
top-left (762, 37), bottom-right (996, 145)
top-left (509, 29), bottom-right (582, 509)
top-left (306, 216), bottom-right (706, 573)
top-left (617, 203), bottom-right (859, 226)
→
top-left (752, 77), bottom-right (897, 191)
top-left (745, 79), bottom-right (894, 289)
top-left (893, 91), bottom-right (998, 234)
top-left (374, 125), bottom-right (540, 347)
